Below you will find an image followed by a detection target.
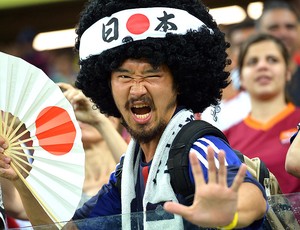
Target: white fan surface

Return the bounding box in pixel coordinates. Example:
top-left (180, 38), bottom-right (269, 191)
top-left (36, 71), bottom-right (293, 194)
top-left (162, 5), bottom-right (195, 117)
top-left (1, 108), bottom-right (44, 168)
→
top-left (0, 52), bottom-right (85, 226)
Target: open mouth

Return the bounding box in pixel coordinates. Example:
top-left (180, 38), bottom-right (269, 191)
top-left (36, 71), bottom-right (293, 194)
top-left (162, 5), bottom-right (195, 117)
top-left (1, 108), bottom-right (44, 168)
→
top-left (256, 75), bottom-right (272, 84)
top-left (131, 104), bottom-right (151, 119)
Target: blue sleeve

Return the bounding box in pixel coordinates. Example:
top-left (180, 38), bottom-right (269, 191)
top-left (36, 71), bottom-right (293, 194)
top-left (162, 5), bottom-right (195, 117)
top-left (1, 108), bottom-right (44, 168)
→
top-left (188, 135), bottom-right (265, 190)
top-left (187, 135), bottom-right (267, 229)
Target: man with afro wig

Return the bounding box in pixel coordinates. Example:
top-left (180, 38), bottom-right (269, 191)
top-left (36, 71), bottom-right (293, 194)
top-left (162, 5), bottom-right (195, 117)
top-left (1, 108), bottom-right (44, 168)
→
top-left (0, 0), bottom-right (267, 229)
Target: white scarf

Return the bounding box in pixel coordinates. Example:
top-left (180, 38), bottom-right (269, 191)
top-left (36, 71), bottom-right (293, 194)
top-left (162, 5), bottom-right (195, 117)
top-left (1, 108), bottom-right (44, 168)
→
top-left (121, 109), bottom-right (194, 229)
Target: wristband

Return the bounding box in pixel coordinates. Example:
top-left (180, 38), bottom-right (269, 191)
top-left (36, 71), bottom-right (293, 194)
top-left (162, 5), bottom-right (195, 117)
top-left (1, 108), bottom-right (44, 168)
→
top-left (217, 212), bottom-right (238, 230)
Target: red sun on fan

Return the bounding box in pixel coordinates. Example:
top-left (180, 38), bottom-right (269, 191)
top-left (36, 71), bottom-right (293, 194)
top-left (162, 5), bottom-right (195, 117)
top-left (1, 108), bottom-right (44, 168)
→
top-left (35, 106), bottom-right (76, 155)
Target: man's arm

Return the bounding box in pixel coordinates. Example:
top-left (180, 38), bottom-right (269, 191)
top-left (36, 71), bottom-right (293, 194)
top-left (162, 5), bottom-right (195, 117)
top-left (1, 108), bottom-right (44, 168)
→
top-left (14, 178), bottom-right (54, 225)
top-left (58, 82), bottom-right (127, 162)
top-left (285, 131), bottom-right (300, 178)
top-left (235, 182), bottom-right (266, 227)
top-left (1, 178), bottom-right (27, 220)
top-left (164, 146), bottom-right (266, 228)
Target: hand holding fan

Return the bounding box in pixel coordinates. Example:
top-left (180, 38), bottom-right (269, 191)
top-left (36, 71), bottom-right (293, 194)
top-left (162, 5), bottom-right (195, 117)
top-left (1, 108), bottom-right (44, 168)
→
top-left (0, 51), bottom-right (85, 227)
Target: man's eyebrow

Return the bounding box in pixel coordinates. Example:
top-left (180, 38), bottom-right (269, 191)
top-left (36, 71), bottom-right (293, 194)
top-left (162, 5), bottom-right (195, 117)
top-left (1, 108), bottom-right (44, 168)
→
top-left (114, 67), bottom-right (161, 74)
top-left (143, 68), bottom-right (161, 74)
top-left (114, 68), bottom-right (131, 73)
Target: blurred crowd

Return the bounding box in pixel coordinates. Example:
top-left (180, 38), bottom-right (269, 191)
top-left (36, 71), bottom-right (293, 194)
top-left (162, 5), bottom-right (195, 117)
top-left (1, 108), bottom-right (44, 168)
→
top-left (0, 27), bottom-right (78, 86)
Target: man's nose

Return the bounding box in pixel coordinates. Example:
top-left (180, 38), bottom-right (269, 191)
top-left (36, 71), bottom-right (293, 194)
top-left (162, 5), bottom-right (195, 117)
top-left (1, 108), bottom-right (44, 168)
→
top-left (272, 27), bottom-right (288, 40)
top-left (129, 80), bottom-right (147, 96)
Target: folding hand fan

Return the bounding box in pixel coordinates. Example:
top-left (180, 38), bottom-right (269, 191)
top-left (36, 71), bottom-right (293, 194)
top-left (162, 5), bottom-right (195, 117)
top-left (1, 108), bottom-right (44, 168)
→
top-left (0, 51), bottom-right (85, 227)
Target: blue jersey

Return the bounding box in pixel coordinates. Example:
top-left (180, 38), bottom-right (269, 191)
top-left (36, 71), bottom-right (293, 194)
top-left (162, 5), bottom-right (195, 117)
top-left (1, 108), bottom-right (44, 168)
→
top-left (73, 135), bottom-right (266, 229)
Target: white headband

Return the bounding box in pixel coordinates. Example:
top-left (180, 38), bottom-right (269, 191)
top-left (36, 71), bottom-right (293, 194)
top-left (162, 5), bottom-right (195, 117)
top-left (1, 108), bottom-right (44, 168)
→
top-left (79, 7), bottom-right (213, 60)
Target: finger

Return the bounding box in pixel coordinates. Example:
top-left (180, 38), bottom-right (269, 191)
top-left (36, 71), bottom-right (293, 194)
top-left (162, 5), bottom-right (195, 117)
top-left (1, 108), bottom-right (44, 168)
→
top-left (63, 89), bottom-right (86, 110)
top-left (0, 153), bottom-right (11, 169)
top-left (64, 89), bottom-right (78, 101)
top-left (189, 151), bottom-right (205, 186)
top-left (0, 136), bottom-right (7, 145)
top-left (230, 163), bottom-right (247, 192)
top-left (218, 150), bottom-right (227, 187)
top-left (57, 82), bottom-right (73, 91)
top-left (0, 147), bottom-right (4, 153)
top-left (0, 139), bottom-right (8, 153)
top-left (163, 201), bottom-right (191, 219)
top-left (73, 91), bottom-right (88, 103)
top-left (207, 146), bottom-right (217, 183)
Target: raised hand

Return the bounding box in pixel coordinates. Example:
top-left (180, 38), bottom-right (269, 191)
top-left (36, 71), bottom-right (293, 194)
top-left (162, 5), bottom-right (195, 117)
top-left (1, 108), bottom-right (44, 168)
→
top-left (0, 136), bottom-right (19, 180)
top-left (57, 83), bottom-right (127, 162)
top-left (0, 112), bottom-right (31, 181)
top-left (57, 82), bottom-right (109, 126)
top-left (164, 146), bottom-right (247, 228)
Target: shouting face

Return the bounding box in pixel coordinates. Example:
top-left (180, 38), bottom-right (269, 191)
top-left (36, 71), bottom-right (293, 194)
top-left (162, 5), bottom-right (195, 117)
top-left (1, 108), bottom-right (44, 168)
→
top-left (111, 59), bottom-right (178, 143)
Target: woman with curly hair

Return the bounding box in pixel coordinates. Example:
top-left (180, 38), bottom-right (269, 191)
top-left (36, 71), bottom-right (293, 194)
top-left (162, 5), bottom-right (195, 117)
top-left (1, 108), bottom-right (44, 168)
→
top-left (0, 0), bottom-right (267, 229)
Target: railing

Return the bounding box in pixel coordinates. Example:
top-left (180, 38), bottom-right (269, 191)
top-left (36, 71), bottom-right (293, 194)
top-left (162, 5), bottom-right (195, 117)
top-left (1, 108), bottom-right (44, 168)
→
top-left (9, 192), bottom-right (300, 230)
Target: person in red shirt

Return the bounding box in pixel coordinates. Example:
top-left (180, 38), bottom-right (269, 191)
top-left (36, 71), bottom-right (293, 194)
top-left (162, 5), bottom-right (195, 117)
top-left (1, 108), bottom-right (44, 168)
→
top-left (256, 0), bottom-right (300, 106)
top-left (224, 33), bottom-right (300, 194)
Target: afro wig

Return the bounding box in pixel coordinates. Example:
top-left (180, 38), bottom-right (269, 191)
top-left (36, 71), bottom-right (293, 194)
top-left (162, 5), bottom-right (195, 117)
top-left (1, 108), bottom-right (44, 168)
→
top-left (75, 0), bottom-right (230, 118)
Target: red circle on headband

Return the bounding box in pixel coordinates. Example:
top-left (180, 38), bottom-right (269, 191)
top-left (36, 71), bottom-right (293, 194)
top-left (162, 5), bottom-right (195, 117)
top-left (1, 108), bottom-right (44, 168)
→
top-left (126, 14), bottom-right (150, 34)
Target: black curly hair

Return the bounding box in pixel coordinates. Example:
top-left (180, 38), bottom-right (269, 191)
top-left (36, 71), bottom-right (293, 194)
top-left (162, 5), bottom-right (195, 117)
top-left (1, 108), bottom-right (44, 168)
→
top-left (75, 0), bottom-right (230, 118)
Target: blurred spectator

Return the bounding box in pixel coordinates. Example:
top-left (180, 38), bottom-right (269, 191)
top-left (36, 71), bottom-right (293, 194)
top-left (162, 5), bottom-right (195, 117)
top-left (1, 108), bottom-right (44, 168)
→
top-left (256, 0), bottom-right (300, 106)
top-left (224, 33), bottom-right (300, 194)
top-left (77, 117), bottom-right (125, 206)
top-left (58, 83), bottom-right (128, 206)
top-left (294, 51), bottom-right (300, 66)
top-left (294, 22), bottom-right (300, 65)
top-left (14, 27), bottom-right (50, 75)
top-left (48, 49), bottom-right (78, 84)
top-left (201, 19), bottom-right (255, 131)
top-left (227, 19), bottom-right (256, 90)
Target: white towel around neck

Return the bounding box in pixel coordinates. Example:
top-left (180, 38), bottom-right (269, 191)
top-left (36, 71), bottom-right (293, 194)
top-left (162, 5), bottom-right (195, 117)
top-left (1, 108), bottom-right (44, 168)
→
top-left (121, 109), bottom-right (194, 229)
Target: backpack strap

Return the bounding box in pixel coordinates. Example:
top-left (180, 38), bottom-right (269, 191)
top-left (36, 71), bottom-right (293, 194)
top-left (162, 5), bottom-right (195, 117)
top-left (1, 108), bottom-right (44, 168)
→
top-left (235, 150), bottom-right (270, 187)
top-left (167, 120), bottom-right (230, 205)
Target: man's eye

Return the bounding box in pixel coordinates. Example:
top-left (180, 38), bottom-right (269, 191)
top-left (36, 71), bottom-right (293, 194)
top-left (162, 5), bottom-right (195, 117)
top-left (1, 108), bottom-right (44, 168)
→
top-left (146, 75), bottom-right (160, 79)
top-left (118, 75), bottom-right (133, 81)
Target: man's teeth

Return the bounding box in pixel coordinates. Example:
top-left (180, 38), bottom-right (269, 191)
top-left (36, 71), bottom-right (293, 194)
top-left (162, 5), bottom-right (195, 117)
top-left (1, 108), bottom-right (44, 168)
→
top-left (135, 113), bottom-right (150, 119)
top-left (133, 104), bottom-right (147, 108)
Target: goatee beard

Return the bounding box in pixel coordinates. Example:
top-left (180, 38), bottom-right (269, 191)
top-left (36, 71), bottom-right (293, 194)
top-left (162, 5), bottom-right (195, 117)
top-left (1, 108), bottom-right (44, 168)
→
top-left (121, 119), bottom-right (167, 144)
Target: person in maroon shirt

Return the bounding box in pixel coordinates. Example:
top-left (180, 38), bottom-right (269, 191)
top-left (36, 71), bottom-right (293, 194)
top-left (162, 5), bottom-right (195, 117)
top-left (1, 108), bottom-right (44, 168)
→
top-left (224, 33), bottom-right (300, 194)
